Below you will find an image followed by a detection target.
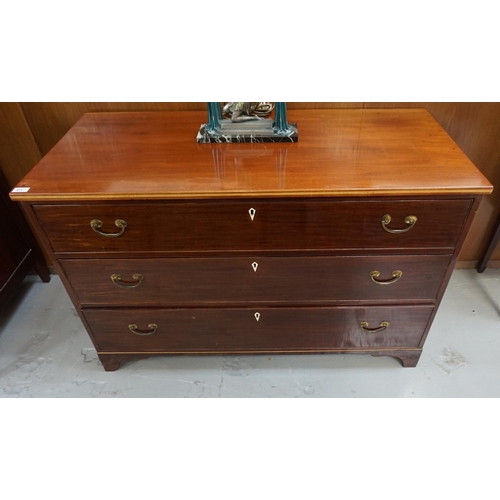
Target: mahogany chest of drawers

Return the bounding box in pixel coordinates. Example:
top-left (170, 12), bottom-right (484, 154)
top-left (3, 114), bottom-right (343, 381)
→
top-left (10, 109), bottom-right (492, 371)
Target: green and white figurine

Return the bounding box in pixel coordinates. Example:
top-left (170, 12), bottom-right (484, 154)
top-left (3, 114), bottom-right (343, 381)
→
top-left (197, 102), bottom-right (298, 143)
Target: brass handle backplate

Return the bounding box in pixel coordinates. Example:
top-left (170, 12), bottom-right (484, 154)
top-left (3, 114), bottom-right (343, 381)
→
top-left (90, 219), bottom-right (128, 237)
top-left (128, 323), bottom-right (158, 336)
top-left (381, 214), bottom-right (417, 234)
top-left (370, 270), bottom-right (403, 285)
top-left (360, 321), bottom-right (390, 333)
top-left (111, 273), bottom-right (143, 289)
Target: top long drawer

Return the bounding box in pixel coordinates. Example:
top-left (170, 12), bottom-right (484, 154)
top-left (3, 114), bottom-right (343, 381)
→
top-left (34, 199), bottom-right (472, 254)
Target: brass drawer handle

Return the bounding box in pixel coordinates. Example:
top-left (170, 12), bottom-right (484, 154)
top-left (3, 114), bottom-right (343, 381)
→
top-left (360, 321), bottom-right (389, 333)
top-left (90, 219), bottom-right (128, 237)
top-left (111, 273), bottom-right (143, 289)
top-left (128, 323), bottom-right (158, 336)
top-left (370, 270), bottom-right (403, 285)
top-left (381, 214), bottom-right (417, 234)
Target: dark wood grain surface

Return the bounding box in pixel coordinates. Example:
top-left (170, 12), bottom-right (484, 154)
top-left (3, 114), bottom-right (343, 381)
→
top-left (34, 198), bottom-right (472, 254)
top-left (61, 254), bottom-right (451, 306)
top-left (84, 305), bottom-right (434, 352)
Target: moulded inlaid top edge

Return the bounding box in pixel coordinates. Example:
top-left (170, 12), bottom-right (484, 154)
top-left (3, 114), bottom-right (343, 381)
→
top-left (9, 186), bottom-right (493, 202)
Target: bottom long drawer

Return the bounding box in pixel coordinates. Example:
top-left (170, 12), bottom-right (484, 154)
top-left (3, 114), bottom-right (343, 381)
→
top-left (83, 306), bottom-right (434, 352)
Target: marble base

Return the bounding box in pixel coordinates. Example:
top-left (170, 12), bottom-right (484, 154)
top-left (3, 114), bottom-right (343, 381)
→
top-left (197, 122), bottom-right (298, 143)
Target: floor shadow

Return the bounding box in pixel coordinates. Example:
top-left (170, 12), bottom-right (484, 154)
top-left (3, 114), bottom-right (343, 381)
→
top-left (0, 279), bottom-right (36, 332)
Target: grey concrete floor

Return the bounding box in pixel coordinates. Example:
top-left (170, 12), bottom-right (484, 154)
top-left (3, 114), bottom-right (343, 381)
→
top-left (1, 269), bottom-right (500, 397)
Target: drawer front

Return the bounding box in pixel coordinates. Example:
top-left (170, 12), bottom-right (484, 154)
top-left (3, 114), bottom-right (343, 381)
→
top-left (62, 255), bottom-right (451, 306)
top-left (35, 199), bottom-right (471, 253)
top-left (84, 305), bottom-right (433, 352)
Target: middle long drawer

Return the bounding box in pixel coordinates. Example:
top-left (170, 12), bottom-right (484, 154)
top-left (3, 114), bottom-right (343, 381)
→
top-left (61, 255), bottom-right (451, 306)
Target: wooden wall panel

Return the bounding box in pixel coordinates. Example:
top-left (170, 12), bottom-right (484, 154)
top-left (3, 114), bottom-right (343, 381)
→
top-left (0, 103), bottom-right (41, 187)
top-left (425, 103), bottom-right (500, 262)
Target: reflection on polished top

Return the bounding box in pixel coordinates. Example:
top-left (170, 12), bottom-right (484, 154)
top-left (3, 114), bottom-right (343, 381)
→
top-left (10, 109), bottom-right (493, 201)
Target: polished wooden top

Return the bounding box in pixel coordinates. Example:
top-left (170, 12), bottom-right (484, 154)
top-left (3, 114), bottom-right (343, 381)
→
top-left (10, 109), bottom-right (493, 201)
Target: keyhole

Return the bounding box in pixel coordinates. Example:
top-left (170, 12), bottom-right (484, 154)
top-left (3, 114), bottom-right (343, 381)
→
top-left (252, 262), bottom-right (258, 272)
top-left (254, 312), bottom-right (260, 322)
top-left (249, 208), bottom-right (256, 221)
